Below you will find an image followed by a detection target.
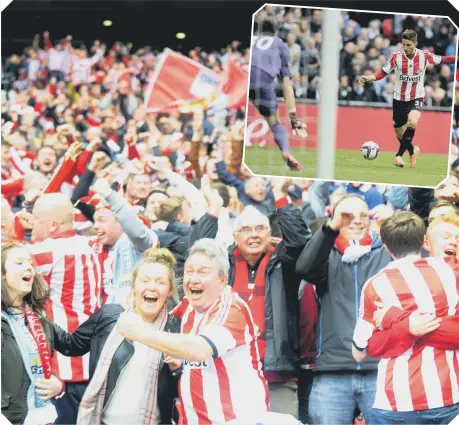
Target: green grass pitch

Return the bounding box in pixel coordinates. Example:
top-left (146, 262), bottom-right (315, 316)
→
top-left (244, 146), bottom-right (449, 187)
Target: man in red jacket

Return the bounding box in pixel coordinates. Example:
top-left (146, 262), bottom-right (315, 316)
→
top-left (352, 212), bottom-right (459, 424)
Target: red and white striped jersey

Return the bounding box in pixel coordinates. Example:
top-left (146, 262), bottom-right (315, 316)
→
top-left (28, 230), bottom-right (102, 382)
top-left (382, 49), bottom-right (443, 102)
top-left (174, 287), bottom-right (269, 425)
top-left (353, 256), bottom-right (459, 412)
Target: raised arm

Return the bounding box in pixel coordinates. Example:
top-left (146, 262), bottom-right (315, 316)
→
top-left (43, 31), bottom-right (53, 50)
top-left (295, 223), bottom-right (338, 292)
top-left (92, 178), bottom-right (158, 252)
top-left (188, 184), bottom-right (224, 247)
top-left (274, 181), bottom-right (311, 266)
top-left (43, 142), bottom-right (83, 194)
top-left (216, 160), bottom-right (244, 191)
top-left (162, 168), bottom-right (207, 221)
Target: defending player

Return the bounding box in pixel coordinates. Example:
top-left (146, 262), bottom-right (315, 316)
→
top-left (249, 20), bottom-right (307, 171)
top-left (359, 29), bottom-right (455, 169)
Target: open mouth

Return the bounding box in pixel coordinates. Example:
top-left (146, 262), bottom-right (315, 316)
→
top-left (349, 227), bottom-right (365, 232)
top-left (248, 240), bottom-right (261, 247)
top-left (444, 247), bottom-right (457, 256)
top-left (22, 275), bottom-right (32, 283)
top-left (189, 288), bottom-right (203, 296)
top-left (143, 294), bottom-right (158, 304)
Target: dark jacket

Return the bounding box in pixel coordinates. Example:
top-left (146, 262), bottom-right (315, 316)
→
top-left (408, 187), bottom-right (435, 226)
top-left (156, 222), bottom-right (192, 303)
top-left (301, 201), bottom-right (317, 226)
top-left (295, 225), bottom-right (392, 372)
top-left (215, 161), bottom-right (276, 217)
top-left (1, 312), bottom-right (54, 425)
top-left (156, 222), bottom-right (191, 275)
top-left (190, 203), bottom-right (311, 372)
top-left (53, 304), bottom-right (181, 424)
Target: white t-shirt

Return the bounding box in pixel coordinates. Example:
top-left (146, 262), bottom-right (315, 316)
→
top-left (102, 341), bottom-right (161, 425)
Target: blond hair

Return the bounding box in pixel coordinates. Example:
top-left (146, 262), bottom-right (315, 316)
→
top-left (427, 214), bottom-right (459, 238)
top-left (126, 248), bottom-right (178, 307)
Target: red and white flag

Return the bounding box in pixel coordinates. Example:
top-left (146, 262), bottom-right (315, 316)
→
top-left (143, 49), bottom-right (222, 112)
top-left (223, 60), bottom-right (249, 109)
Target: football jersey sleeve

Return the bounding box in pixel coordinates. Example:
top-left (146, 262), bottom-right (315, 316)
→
top-left (382, 52), bottom-right (397, 74)
top-left (278, 40), bottom-right (291, 78)
top-left (199, 302), bottom-right (248, 358)
top-left (353, 280), bottom-right (379, 349)
top-left (425, 50), bottom-right (442, 66)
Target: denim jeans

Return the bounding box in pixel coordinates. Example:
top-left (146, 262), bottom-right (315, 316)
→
top-left (52, 381), bottom-right (88, 425)
top-left (308, 371), bottom-right (377, 424)
top-left (369, 403), bottom-right (459, 425)
top-left (49, 70), bottom-right (66, 82)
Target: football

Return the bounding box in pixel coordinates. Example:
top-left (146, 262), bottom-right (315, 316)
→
top-left (361, 141), bottom-right (380, 160)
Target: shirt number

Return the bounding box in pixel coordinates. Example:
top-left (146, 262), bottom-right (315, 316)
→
top-left (252, 36), bottom-right (274, 51)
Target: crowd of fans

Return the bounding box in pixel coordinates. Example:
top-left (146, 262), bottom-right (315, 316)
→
top-left (254, 6), bottom-right (457, 107)
top-left (1, 24), bottom-right (459, 425)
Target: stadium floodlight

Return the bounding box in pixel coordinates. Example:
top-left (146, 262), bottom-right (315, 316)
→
top-left (176, 32), bottom-right (186, 40)
top-left (103, 20), bottom-right (113, 27)
top-left (317, 9), bottom-right (341, 180)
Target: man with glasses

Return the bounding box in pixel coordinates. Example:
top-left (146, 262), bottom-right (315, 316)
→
top-left (295, 195), bottom-right (393, 425)
top-left (189, 181), bottom-right (311, 418)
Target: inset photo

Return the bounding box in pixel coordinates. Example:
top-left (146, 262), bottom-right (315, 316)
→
top-left (244, 5), bottom-right (458, 187)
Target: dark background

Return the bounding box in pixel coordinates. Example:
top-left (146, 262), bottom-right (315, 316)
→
top-left (2, 0), bottom-right (459, 57)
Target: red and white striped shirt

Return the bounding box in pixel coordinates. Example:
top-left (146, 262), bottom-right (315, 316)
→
top-left (173, 287), bottom-right (269, 425)
top-left (28, 230), bottom-right (102, 382)
top-left (353, 256), bottom-right (459, 412)
top-left (382, 49), bottom-right (443, 102)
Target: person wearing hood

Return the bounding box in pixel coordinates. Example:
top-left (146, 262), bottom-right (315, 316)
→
top-left (295, 194), bottom-right (393, 425)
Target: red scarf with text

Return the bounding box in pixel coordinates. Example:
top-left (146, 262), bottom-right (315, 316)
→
top-left (232, 245), bottom-right (275, 359)
top-left (24, 304), bottom-right (52, 379)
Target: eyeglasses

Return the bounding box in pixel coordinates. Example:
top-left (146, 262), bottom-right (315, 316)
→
top-left (235, 225), bottom-right (268, 235)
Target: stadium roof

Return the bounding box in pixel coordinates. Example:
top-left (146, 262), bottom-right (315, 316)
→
top-left (1, 0), bottom-right (260, 56)
top-left (2, 0), bottom-right (459, 57)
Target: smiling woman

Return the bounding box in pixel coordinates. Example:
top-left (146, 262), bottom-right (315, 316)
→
top-left (51, 248), bottom-right (181, 425)
top-left (1, 244), bottom-right (64, 425)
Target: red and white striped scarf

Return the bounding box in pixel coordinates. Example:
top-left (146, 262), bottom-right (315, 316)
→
top-left (335, 233), bottom-right (373, 264)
